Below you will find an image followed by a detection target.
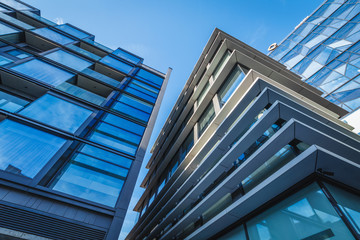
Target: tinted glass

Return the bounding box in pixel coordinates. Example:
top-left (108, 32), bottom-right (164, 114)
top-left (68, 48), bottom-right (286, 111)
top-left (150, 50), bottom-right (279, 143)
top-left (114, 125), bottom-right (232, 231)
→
top-left (0, 21), bottom-right (20, 35)
top-left (55, 24), bottom-right (90, 39)
top-left (0, 90), bottom-right (29, 112)
top-left (100, 55), bottom-right (133, 74)
top-left (11, 59), bottom-right (75, 86)
top-left (32, 28), bottom-right (75, 45)
top-left (135, 69), bottom-right (163, 88)
top-left (19, 94), bottom-right (93, 133)
top-left (45, 50), bottom-right (93, 71)
top-left (0, 120), bottom-right (66, 178)
top-left (218, 66), bottom-right (246, 107)
top-left (112, 48), bottom-right (141, 64)
top-left (103, 114), bottom-right (145, 136)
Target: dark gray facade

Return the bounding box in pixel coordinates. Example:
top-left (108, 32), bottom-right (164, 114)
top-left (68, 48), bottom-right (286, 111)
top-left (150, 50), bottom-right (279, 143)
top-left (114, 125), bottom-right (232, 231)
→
top-left (0, 0), bottom-right (169, 239)
top-left (128, 29), bottom-right (360, 240)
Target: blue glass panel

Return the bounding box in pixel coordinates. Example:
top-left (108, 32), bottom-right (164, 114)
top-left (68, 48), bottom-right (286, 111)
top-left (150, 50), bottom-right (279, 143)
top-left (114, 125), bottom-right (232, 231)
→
top-left (22, 11), bottom-right (56, 26)
top-left (80, 144), bottom-right (132, 169)
top-left (67, 44), bottom-right (101, 61)
top-left (118, 94), bottom-right (153, 113)
top-left (125, 86), bottom-right (156, 103)
top-left (0, 90), bottom-right (29, 112)
top-left (1, 0), bottom-right (32, 10)
top-left (32, 28), bottom-right (75, 45)
top-left (81, 68), bottom-right (119, 87)
top-left (102, 114), bottom-right (145, 135)
top-left (55, 24), bottom-right (90, 39)
top-left (112, 48), bottom-right (141, 64)
top-left (19, 94), bottom-right (93, 133)
top-left (99, 55), bottom-right (133, 74)
top-left (136, 69), bottom-right (163, 87)
top-left (0, 55), bottom-right (13, 65)
top-left (0, 21), bottom-right (20, 35)
top-left (6, 49), bottom-right (32, 59)
top-left (92, 122), bottom-right (141, 145)
top-left (11, 59), bottom-right (75, 86)
top-left (56, 82), bottom-right (105, 105)
top-left (45, 50), bottom-right (93, 71)
top-left (112, 101), bottom-right (150, 122)
top-left (52, 159), bottom-right (124, 207)
top-left (0, 120), bottom-right (66, 178)
top-left (218, 66), bottom-right (246, 107)
top-left (82, 38), bottom-right (113, 53)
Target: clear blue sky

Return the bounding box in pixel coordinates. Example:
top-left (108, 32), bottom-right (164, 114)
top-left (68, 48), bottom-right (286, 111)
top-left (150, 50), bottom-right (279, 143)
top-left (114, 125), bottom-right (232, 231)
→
top-left (25, 0), bottom-right (324, 238)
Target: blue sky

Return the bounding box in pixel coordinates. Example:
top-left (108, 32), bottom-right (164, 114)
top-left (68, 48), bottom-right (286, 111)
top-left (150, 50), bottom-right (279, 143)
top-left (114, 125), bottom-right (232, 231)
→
top-left (25, 0), bottom-right (324, 238)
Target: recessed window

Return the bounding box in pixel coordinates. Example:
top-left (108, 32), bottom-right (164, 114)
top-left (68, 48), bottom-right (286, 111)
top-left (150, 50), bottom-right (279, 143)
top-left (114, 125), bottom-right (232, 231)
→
top-left (0, 89), bottom-right (29, 112)
top-left (0, 120), bottom-right (66, 178)
top-left (198, 103), bottom-right (215, 137)
top-left (213, 50), bottom-right (231, 80)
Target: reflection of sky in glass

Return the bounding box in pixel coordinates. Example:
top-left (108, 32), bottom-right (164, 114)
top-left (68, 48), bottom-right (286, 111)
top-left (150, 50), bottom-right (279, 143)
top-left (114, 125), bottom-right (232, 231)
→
top-left (11, 59), bottom-right (75, 86)
top-left (55, 24), bottom-right (90, 39)
top-left (32, 28), bottom-right (75, 45)
top-left (287, 198), bottom-right (316, 218)
top-left (0, 21), bottom-right (20, 35)
top-left (0, 120), bottom-right (66, 178)
top-left (19, 94), bottom-right (92, 133)
top-left (45, 49), bottom-right (93, 71)
top-left (100, 55), bottom-right (133, 74)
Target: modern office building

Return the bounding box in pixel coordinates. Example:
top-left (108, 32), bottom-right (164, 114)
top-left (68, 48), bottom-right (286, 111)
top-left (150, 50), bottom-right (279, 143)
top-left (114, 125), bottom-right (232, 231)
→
top-left (269, 0), bottom-right (360, 133)
top-left (128, 28), bottom-right (360, 240)
top-left (0, 0), bottom-right (169, 239)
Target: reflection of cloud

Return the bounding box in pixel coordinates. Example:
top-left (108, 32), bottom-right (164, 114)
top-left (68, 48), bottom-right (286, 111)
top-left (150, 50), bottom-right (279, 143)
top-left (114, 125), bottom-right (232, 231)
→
top-left (249, 24), bottom-right (268, 46)
top-left (54, 17), bottom-right (64, 25)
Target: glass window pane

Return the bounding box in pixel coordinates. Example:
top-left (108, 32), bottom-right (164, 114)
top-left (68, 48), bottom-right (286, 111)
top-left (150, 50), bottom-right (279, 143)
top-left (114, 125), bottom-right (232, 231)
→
top-left (92, 122), bottom-right (141, 145)
top-left (247, 183), bottom-right (355, 240)
top-left (67, 44), bottom-right (101, 61)
top-left (99, 55), bottom-right (133, 74)
top-left (45, 50), bottom-right (93, 71)
top-left (136, 69), bottom-right (163, 88)
top-left (22, 11), bottom-right (56, 26)
top-left (112, 101), bottom-right (150, 123)
top-left (56, 82), bottom-right (105, 105)
top-left (118, 94), bottom-right (153, 113)
top-left (6, 49), bottom-right (32, 59)
top-left (0, 120), bottom-right (66, 178)
top-left (197, 81), bottom-right (210, 106)
top-left (52, 160), bottom-right (124, 207)
top-left (0, 21), bottom-right (20, 35)
top-left (19, 94), bottom-right (93, 133)
top-left (213, 50), bottom-right (231, 80)
top-left (1, 0), bottom-right (31, 10)
top-left (325, 183), bottom-right (360, 234)
top-left (112, 48), bottom-right (141, 64)
top-left (0, 55), bottom-right (13, 66)
top-left (11, 59), bottom-right (75, 86)
top-left (198, 103), bottom-right (215, 136)
top-left (0, 90), bottom-right (29, 112)
top-left (55, 24), bottom-right (90, 39)
top-left (32, 28), bottom-right (75, 45)
top-left (102, 113), bottom-right (145, 136)
top-left (80, 144), bottom-right (132, 169)
top-left (218, 66), bottom-right (246, 107)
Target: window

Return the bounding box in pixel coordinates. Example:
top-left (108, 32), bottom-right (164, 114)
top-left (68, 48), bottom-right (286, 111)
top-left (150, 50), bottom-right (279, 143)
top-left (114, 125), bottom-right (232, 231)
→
top-left (157, 178), bottom-right (166, 195)
top-left (218, 65), bottom-right (247, 107)
top-left (102, 114), bottom-right (145, 136)
top-left (6, 49), bottom-right (32, 59)
top-left (197, 80), bottom-right (210, 106)
top-left (1, 0), bottom-right (32, 10)
top-left (19, 94), bottom-right (93, 133)
top-left (11, 59), bottom-right (75, 86)
top-left (0, 90), bottom-right (29, 112)
top-left (213, 50), bottom-right (231, 80)
top-left (55, 24), bottom-right (90, 39)
top-left (198, 103), bottom-right (215, 137)
top-left (51, 144), bottom-right (128, 207)
top-left (100, 55), bottom-right (133, 74)
top-left (0, 55), bottom-right (12, 66)
top-left (217, 224), bottom-right (246, 240)
top-left (0, 120), bottom-right (66, 178)
top-left (32, 28), bottom-right (75, 45)
top-left (135, 69), bottom-right (164, 88)
top-left (112, 94), bottom-right (153, 123)
top-left (45, 50), bottom-right (93, 71)
top-left (246, 183), bottom-right (354, 240)
top-left (125, 79), bottom-right (159, 103)
top-left (0, 21), bottom-right (21, 35)
top-left (112, 48), bottom-right (141, 64)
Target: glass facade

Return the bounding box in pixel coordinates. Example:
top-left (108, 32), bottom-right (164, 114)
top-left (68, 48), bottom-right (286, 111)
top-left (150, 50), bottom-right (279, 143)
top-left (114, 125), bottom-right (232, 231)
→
top-left (220, 183), bottom-right (356, 240)
top-left (269, 0), bottom-right (360, 113)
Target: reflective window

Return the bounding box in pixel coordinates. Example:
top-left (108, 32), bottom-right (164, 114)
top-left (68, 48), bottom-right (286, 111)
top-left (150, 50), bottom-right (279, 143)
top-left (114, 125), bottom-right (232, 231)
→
top-left (6, 49), bottom-right (32, 59)
top-left (157, 179), bottom-right (166, 195)
top-left (218, 65), bottom-right (246, 107)
top-left (0, 21), bottom-right (20, 35)
top-left (19, 94), bottom-right (93, 133)
top-left (55, 24), bottom-right (90, 39)
top-left (102, 114), bottom-right (145, 136)
top-left (100, 55), bottom-right (133, 74)
top-left (325, 183), bottom-right (360, 234)
top-left (52, 150), bottom-right (126, 207)
top-left (11, 59), bottom-right (75, 86)
top-left (0, 0), bottom-right (32, 10)
top-left (0, 90), bottom-right (29, 112)
top-left (22, 11), bottom-right (56, 26)
top-left (32, 28), bottom-right (75, 45)
top-left (0, 120), bottom-right (66, 178)
top-left (0, 55), bottom-right (12, 66)
top-left (81, 68), bottom-right (118, 87)
top-left (112, 94), bottom-right (152, 122)
top-left (125, 80), bottom-right (158, 103)
top-left (67, 44), bottom-right (101, 61)
top-left (198, 103), bottom-right (215, 137)
top-left (56, 82), bottom-right (105, 105)
top-left (45, 50), bottom-right (93, 71)
top-left (213, 50), bottom-right (231, 80)
top-left (197, 80), bottom-right (210, 106)
top-left (135, 69), bottom-right (163, 88)
top-left (246, 183), bottom-right (354, 240)
top-left (112, 48), bottom-right (141, 64)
